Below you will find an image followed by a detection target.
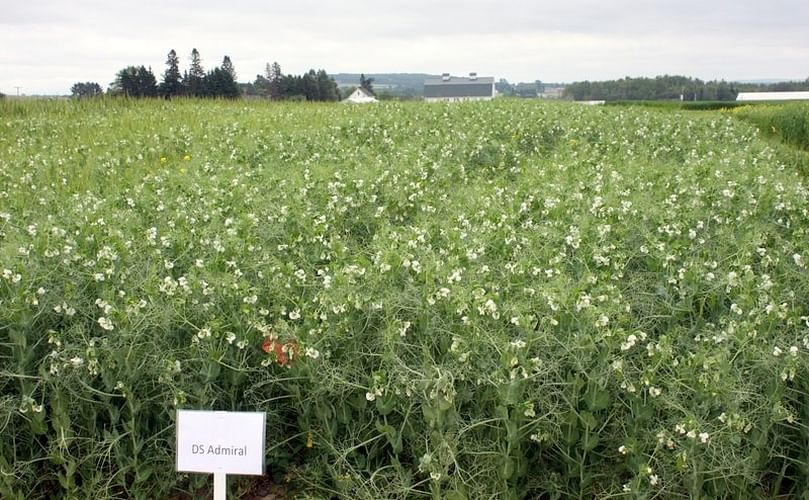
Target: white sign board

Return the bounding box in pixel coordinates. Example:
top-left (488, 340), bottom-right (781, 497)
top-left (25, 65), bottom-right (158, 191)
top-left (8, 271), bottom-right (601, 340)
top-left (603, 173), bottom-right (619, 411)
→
top-left (176, 410), bottom-right (266, 475)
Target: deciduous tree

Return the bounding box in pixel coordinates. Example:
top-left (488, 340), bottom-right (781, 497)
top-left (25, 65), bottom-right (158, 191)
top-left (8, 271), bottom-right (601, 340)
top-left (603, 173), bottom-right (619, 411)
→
top-left (202, 67), bottom-right (240, 98)
top-left (268, 62), bottom-right (283, 100)
top-left (70, 82), bottom-right (103, 98)
top-left (316, 70), bottom-right (339, 101)
top-left (111, 66), bottom-right (158, 97)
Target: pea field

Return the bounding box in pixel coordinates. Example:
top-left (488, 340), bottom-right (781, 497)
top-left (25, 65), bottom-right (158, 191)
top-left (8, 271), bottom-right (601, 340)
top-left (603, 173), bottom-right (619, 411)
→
top-left (1, 98), bottom-right (809, 499)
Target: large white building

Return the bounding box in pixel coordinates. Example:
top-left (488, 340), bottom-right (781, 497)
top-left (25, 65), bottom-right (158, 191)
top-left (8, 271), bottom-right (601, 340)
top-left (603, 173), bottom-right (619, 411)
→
top-left (736, 91), bottom-right (809, 102)
top-left (424, 73), bottom-right (495, 102)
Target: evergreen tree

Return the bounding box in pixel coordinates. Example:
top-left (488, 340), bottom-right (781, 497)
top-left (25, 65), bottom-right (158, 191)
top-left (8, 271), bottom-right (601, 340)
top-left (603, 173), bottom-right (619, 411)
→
top-left (185, 48), bottom-right (205, 97)
top-left (222, 56), bottom-right (236, 81)
top-left (137, 67), bottom-right (159, 97)
top-left (159, 49), bottom-right (183, 98)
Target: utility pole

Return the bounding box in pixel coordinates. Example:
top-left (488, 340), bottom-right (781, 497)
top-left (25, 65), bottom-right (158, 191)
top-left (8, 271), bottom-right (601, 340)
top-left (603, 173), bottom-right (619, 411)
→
top-left (14, 86), bottom-right (22, 96)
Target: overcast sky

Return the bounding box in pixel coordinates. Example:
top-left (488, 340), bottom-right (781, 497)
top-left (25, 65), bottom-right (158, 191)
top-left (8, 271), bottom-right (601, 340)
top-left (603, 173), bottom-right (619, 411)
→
top-left (2, 0), bottom-right (808, 95)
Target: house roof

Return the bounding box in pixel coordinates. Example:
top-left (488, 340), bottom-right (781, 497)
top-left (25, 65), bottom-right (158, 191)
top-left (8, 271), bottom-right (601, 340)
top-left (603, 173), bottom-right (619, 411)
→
top-left (342, 87), bottom-right (378, 103)
top-left (353, 87), bottom-right (375, 97)
top-left (424, 76), bottom-right (495, 98)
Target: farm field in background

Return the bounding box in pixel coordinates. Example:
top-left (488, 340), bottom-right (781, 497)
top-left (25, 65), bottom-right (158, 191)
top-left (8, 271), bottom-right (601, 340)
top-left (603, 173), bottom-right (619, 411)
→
top-left (1, 98), bottom-right (809, 499)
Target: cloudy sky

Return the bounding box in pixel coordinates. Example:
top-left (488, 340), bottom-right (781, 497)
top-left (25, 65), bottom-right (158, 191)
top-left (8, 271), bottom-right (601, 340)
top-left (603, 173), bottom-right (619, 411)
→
top-left (2, 0), bottom-right (808, 95)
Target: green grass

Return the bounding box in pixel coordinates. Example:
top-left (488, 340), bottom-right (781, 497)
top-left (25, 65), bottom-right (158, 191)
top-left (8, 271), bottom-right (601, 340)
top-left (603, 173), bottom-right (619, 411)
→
top-left (731, 102), bottom-right (809, 151)
top-left (1, 98), bottom-right (809, 499)
top-left (604, 99), bottom-right (749, 111)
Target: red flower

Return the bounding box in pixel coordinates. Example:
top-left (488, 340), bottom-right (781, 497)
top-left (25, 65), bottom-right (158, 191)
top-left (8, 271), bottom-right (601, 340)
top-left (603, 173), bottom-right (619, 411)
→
top-left (262, 337), bottom-right (300, 366)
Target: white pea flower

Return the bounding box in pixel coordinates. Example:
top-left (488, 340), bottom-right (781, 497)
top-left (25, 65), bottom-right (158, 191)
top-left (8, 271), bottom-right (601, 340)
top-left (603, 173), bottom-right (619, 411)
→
top-left (97, 317), bottom-right (114, 331)
top-left (621, 334), bottom-right (638, 351)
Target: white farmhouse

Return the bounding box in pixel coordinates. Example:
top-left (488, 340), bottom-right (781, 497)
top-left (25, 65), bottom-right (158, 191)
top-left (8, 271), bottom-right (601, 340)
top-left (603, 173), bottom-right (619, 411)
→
top-left (342, 87), bottom-right (378, 104)
top-left (736, 91), bottom-right (809, 102)
top-left (424, 73), bottom-right (495, 102)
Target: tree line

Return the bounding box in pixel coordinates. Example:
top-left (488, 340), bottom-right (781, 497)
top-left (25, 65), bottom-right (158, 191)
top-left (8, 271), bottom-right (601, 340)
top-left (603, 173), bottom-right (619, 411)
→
top-left (70, 49), bottom-right (342, 102)
top-left (103, 49), bottom-right (240, 99)
top-left (563, 75), bottom-right (745, 101)
top-left (240, 62), bottom-right (341, 101)
top-left (736, 79), bottom-right (809, 93)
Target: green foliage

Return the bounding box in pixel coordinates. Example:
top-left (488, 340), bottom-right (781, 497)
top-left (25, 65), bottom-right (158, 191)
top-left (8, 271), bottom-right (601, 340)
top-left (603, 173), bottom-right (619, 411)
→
top-left (565, 75), bottom-right (739, 102)
top-left (185, 48), bottom-right (205, 97)
top-left (605, 100), bottom-right (751, 111)
top-left (70, 82), bottom-right (103, 98)
top-left (202, 67), bottom-right (240, 99)
top-left (110, 66), bottom-right (158, 97)
top-left (221, 56), bottom-right (236, 82)
top-left (268, 62), bottom-right (282, 100)
top-left (252, 65), bottom-right (339, 102)
top-left (1, 99), bottom-right (809, 498)
top-left (736, 80), bottom-right (809, 93)
top-left (158, 49), bottom-right (184, 98)
top-left (732, 103), bottom-right (809, 151)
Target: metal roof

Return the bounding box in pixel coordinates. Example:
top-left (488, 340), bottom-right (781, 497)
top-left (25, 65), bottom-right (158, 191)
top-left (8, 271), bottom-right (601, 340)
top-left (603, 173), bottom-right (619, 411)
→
top-left (424, 76), bottom-right (495, 98)
top-left (736, 91), bottom-right (809, 101)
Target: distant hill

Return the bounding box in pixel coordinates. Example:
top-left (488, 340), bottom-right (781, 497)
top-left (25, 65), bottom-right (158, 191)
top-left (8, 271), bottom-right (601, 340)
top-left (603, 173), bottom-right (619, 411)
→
top-left (330, 73), bottom-right (440, 96)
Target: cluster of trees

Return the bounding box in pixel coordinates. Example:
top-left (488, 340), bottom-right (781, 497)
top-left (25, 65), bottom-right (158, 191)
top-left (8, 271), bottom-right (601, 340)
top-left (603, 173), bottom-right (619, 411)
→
top-left (108, 49), bottom-right (239, 99)
top-left (496, 79), bottom-right (546, 98)
top-left (564, 76), bottom-right (741, 101)
top-left (109, 66), bottom-right (159, 97)
top-left (72, 51), bottom-right (345, 101)
top-left (736, 79), bottom-right (809, 92)
top-left (70, 82), bottom-right (104, 98)
top-left (241, 62), bottom-right (341, 101)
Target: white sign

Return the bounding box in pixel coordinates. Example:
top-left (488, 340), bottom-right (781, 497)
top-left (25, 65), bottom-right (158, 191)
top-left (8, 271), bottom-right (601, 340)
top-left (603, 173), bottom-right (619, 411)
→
top-left (176, 410), bottom-right (266, 475)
